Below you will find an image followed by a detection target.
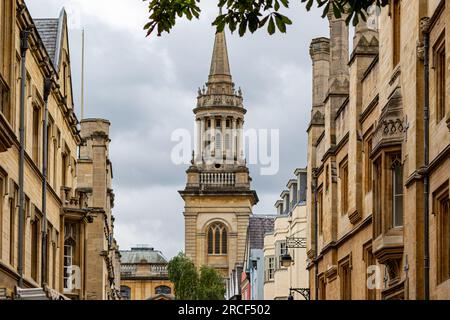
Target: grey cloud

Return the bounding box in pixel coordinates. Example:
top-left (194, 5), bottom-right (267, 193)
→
top-left (27, 1), bottom-right (328, 259)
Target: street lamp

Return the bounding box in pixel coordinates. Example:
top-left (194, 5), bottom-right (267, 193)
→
top-left (284, 236), bottom-right (310, 300)
top-left (281, 252), bottom-right (293, 268)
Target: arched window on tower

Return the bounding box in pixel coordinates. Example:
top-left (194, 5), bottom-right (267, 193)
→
top-left (207, 222), bottom-right (228, 255)
top-left (215, 132), bottom-right (222, 152)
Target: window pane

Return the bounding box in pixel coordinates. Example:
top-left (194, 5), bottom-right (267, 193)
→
top-left (222, 229), bottom-right (227, 254)
top-left (215, 227), bottom-right (220, 254)
top-left (393, 162), bottom-right (403, 227)
top-left (208, 229), bottom-right (213, 254)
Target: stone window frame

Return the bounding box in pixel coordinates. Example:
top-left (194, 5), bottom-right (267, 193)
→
top-left (207, 222), bottom-right (228, 256)
top-left (432, 31), bottom-right (446, 123)
top-left (31, 101), bottom-right (42, 166)
top-left (391, 0), bottom-right (401, 68)
top-left (363, 132), bottom-right (373, 194)
top-left (390, 153), bottom-right (404, 228)
top-left (372, 147), bottom-right (404, 236)
top-left (30, 208), bottom-right (42, 283)
top-left (8, 180), bottom-right (18, 266)
top-left (0, 73), bottom-right (11, 123)
top-left (0, 167), bottom-right (6, 253)
top-left (339, 157), bottom-right (349, 216)
top-left (338, 254), bottom-right (352, 300)
top-left (363, 241), bottom-right (377, 300)
top-left (433, 181), bottom-right (450, 284)
top-left (63, 221), bottom-right (80, 293)
top-left (318, 185), bottom-right (324, 235)
top-left (52, 230), bottom-right (59, 289)
top-left (318, 273), bottom-right (327, 300)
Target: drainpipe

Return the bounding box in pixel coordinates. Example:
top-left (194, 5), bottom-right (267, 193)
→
top-left (313, 168), bottom-right (319, 300)
top-left (41, 77), bottom-right (53, 287)
top-left (421, 17), bottom-right (430, 301)
top-left (18, 29), bottom-right (31, 289)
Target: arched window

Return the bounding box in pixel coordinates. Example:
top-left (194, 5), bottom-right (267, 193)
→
top-left (215, 132), bottom-right (222, 151)
top-left (121, 286), bottom-right (131, 300)
top-left (207, 222), bottom-right (228, 255)
top-left (155, 285), bottom-right (171, 295)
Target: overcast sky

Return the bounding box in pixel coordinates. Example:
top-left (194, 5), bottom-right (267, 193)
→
top-left (26, 0), bottom-right (328, 259)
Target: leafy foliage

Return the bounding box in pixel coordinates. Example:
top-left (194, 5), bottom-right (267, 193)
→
top-left (198, 266), bottom-right (226, 300)
top-left (144, 0), bottom-right (389, 37)
top-left (167, 252), bottom-right (225, 300)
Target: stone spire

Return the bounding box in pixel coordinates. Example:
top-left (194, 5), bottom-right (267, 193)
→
top-left (209, 30), bottom-right (231, 76)
top-left (198, 29), bottom-right (242, 106)
top-left (208, 30), bottom-right (232, 85)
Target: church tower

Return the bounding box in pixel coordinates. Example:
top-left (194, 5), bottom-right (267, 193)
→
top-left (179, 30), bottom-right (258, 277)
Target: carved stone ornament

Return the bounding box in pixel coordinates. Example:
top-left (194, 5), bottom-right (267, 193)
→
top-left (372, 87), bottom-right (405, 152)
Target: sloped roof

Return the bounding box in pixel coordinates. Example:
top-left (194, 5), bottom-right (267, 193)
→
top-left (34, 9), bottom-right (66, 70)
top-left (248, 215), bottom-right (276, 249)
top-left (34, 19), bottom-right (59, 63)
top-left (120, 247), bottom-right (168, 264)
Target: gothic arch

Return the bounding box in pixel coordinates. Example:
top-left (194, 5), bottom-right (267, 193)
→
top-left (205, 221), bottom-right (228, 255)
top-left (201, 217), bottom-right (232, 234)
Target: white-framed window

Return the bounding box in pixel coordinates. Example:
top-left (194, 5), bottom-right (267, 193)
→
top-left (268, 257), bottom-right (275, 280)
top-left (63, 239), bottom-right (74, 291)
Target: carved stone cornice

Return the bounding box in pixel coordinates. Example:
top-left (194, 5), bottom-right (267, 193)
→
top-left (373, 231), bottom-right (404, 288)
top-left (348, 209), bottom-right (362, 224)
top-left (325, 265), bottom-right (338, 282)
top-left (372, 87), bottom-right (405, 155)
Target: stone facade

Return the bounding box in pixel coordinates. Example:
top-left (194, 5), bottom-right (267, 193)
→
top-left (264, 169), bottom-right (309, 300)
top-left (120, 246), bottom-right (173, 300)
top-left (306, 0), bottom-right (450, 300)
top-left (0, 0), bottom-right (120, 299)
top-left (179, 30), bottom-right (258, 278)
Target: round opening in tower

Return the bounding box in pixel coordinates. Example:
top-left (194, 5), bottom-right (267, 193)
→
top-left (215, 164), bottom-right (221, 169)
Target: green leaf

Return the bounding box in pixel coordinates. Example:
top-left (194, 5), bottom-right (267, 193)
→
top-left (259, 15), bottom-right (270, 27)
top-left (268, 16), bottom-right (275, 35)
top-left (239, 20), bottom-right (247, 36)
top-left (275, 14), bottom-right (286, 33)
top-left (281, 15), bottom-right (292, 25)
top-left (280, 0), bottom-right (289, 8)
top-left (274, 0), bottom-right (280, 11)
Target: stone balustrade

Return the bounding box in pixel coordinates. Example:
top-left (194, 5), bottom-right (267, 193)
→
top-left (199, 172), bottom-right (236, 187)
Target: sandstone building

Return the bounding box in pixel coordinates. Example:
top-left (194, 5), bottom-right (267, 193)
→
top-left (0, 0), bottom-right (120, 299)
top-left (179, 30), bottom-right (258, 277)
top-left (120, 246), bottom-right (173, 300)
top-left (264, 168), bottom-right (309, 300)
top-left (306, 0), bottom-right (449, 300)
